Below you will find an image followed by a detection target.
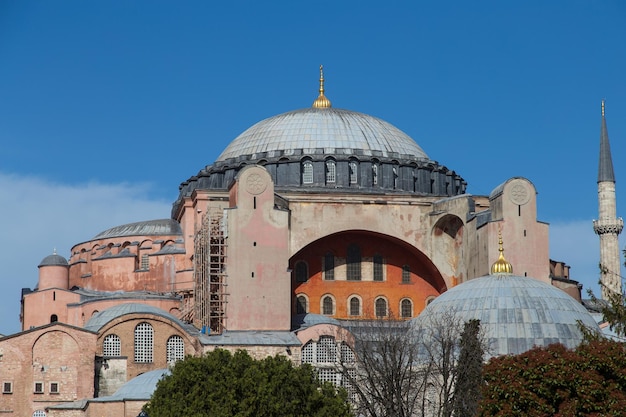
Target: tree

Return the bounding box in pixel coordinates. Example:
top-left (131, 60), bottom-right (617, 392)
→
top-left (143, 349), bottom-right (353, 417)
top-left (479, 339), bottom-right (626, 417)
top-left (588, 249), bottom-right (626, 338)
top-left (452, 319), bottom-right (484, 417)
top-left (336, 312), bottom-right (485, 417)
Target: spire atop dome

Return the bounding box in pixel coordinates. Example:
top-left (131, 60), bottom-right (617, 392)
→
top-left (598, 99), bottom-right (615, 183)
top-left (312, 65), bottom-right (332, 109)
top-left (491, 229), bottom-right (513, 274)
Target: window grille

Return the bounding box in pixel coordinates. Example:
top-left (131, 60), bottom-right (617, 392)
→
top-left (296, 296), bottom-right (308, 314)
top-left (326, 160), bottom-right (336, 183)
top-left (322, 296), bottom-right (334, 315)
top-left (318, 368), bottom-right (337, 384)
top-left (141, 254), bottom-right (149, 270)
top-left (302, 161), bottom-right (313, 184)
top-left (34, 382), bottom-right (44, 394)
top-left (103, 334), bottom-right (121, 356)
top-left (317, 336), bottom-right (336, 363)
top-left (33, 411), bottom-right (46, 417)
top-left (340, 343), bottom-right (356, 364)
top-left (349, 297), bottom-right (360, 316)
top-left (166, 335), bottom-right (185, 364)
top-left (324, 252), bottom-right (335, 280)
top-left (402, 264), bottom-right (411, 283)
top-left (295, 261), bottom-right (308, 282)
top-left (346, 244), bottom-right (361, 280)
top-left (401, 299), bottom-right (413, 318)
top-left (375, 298), bottom-right (388, 318)
top-left (49, 382), bottom-right (59, 394)
top-left (134, 322), bottom-right (154, 363)
top-left (301, 341), bottom-right (314, 364)
top-left (373, 254), bottom-right (383, 281)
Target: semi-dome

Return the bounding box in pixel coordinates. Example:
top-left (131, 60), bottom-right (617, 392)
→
top-left (217, 108), bottom-right (429, 162)
top-left (412, 274), bottom-right (600, 357)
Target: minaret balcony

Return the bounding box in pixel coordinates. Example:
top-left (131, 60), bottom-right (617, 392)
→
top-left (593, 217), bottom-right (624, 235)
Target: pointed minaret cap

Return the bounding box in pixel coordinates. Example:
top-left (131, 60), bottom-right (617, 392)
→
top-left (491, 229), bottom-right (513, 275)
top-left (598, 99), bottom-right (616, 183)
top-left (312, 65), bottom-right (332, 109)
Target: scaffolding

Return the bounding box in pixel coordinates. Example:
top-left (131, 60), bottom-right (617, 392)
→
top-left (193, 207), bottom-right (227, 334)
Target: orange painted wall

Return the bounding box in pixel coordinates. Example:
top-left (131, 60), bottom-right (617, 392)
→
top-left (292, 231), bottom-right (444, 319)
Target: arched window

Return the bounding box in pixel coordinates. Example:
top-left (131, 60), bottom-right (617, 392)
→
top-left (393, 165), bottom-right (399, 189)
top-left (103, 334), bottom-right (121, 356)
top-left (401, 299), bottom-right (413, 319)
top-left (322, 295), bottom-right (334, 315)
top-left (166, 335), bottom-right (185, 364)
top-left (302, 161), bottom-right (313, 184)
top-left (349, 161), bottom-right (358, 184)
top-left (50, 314), bottom-right (58, 323)
top-left (372, 164), bottom-right (378, 185)
top-left (346, 244), bottom-right (361, 281)
top-left (373, 254), bottom-right (384, 281)
top-left (33, 411), bottom-right (46, 417)
top-left (295, 261), bottom-right (308, 282)
top-left (326, 160), bottom-right (336, 184)
top-left (349, 297), bottom-right (360, 317)
top-left (296, 295), bottom-right (308, 314)
top-left (402, 264), bottom-right (411, 283)
top-left (375, 298), bottom-right (388, 318)
top-left (134, 322), bottom-right (154, 363)
top-left (301, 337), bottom-right (356, 392)
top-left (317, 336), bottom-right (337, 363)
top-left (426, 296), bottom-right (436, 306)
top-left (324, 252), bottom-right (335, 281)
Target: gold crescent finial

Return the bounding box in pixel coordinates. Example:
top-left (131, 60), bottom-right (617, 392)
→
top-left (601, 99), bottom-right (605, 117)
top-left (491, 226), bottom-right (513, 274)
top-left (312, 65), bottom-right (332, 108)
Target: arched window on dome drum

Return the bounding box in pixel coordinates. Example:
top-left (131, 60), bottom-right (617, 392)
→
top-left (295, 261), bottom-right (309, 282)
top-left (349, 161), bottom-right (358, 184)
top-left (326, 160), bottom-right (336, 184)
top-left (392, 166), bottom-right (398, 189)
top-left (349, 297), bottom-right (360, 316)
top-left (302, 161), bottom-right (313, 184)
top-left (166, 335), bottom-right (185, 364)
top-left (375, 298), bottom-right (388, 318)
top-left (346, 244), bottom-right (361, 281)
top-left (50, 314), bottom-right (58, 323)
top-left (296, 295), bottom-right (308, 314)
top-left (373, 254), bottom-right (384, 281)
top-left (402, 264), bottom-right (411, 283)
top-left (322, 296), bottom-right (334, 315)
top-left (134, 322), bottom-right (154, 363)
top-left (401, 299), bottom-right (413, 319)
top-left (103, 334), bottom-right (121, 357)
top-left (324, 252), bottom-right (335, 280)
top-left (372, 164), bottom-right (378, 185)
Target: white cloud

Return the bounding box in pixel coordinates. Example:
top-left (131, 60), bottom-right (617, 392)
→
top-left (0, 173), bottom-right (171, 335)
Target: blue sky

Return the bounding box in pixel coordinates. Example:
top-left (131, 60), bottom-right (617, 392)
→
top-left (1, 1), bottom-right (625, 334)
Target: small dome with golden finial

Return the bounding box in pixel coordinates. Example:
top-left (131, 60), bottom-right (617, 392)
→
top-left (490, 229), bottom-right (513, 274)
top-left (312, 65), bottom-right (331, 109)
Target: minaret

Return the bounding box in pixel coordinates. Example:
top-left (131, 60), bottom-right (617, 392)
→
top-left (593, 100), bottom-right (623, 299)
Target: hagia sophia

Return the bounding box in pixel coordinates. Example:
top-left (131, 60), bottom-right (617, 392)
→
top-left (0, 67), bottom-right (622, 417)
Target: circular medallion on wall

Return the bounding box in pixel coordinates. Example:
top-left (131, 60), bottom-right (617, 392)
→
top-left (509, 180), bottom-right (530, 205)
top-left (245, 172), bottom-right (267, 195)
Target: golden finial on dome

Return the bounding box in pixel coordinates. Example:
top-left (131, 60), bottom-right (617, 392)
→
top-left (312, 65), bottom-right (332, 109)
top-left (491, 228), bottom-right (513, 274)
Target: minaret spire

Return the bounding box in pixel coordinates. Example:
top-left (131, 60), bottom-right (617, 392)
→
top-left (593, 99), bottom-right (623, 298)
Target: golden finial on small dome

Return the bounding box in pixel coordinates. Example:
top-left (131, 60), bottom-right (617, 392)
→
top-left (491, 228), bottom-right (513, 274)
top-left (312, 65), bottom-right (332, 109)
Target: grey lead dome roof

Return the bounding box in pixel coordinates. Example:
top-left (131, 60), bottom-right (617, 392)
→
top-left (217, 108), bottom-right (429, 162)
top-left (38, 253), bottom-right (69, 268)
top-left (412, 274), bottom-right (600, 358)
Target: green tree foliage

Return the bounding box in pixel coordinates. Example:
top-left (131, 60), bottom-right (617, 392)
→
top-left (143, 349), bottom-right (353, 417)
top-left (479, 339), bottom-right (626, 416)
top-left (452, 319), bottom-right (483, 417)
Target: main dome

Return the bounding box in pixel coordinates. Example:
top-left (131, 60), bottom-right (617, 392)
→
top-left (216, 108), bottom-right (429, 162)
